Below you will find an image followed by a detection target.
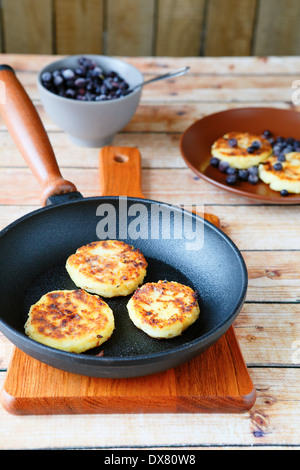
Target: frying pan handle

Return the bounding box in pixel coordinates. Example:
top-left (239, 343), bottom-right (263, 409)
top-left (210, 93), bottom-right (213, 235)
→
top-left (0, 65), bottom-right (77, 206)
top-left (99, 146), bottom-right (144, 198)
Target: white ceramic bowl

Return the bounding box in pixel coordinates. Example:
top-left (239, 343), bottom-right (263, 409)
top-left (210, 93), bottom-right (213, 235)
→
top-left (37, 55), bottom-right (143, 147)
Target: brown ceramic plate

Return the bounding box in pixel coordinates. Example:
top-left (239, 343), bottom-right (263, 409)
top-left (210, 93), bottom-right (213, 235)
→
top-left (180, 107), bottom-right (300, 204)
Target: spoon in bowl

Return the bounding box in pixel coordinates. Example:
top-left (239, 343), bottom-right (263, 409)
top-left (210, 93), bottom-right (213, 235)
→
top-left (129, 66), bottom-right (190, 93)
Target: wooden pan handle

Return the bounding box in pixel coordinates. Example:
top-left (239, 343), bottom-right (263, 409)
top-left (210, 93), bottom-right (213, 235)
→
top-left (99, 146), bottom-right (144, 198)
top-left (0, 65), bottom-right (77, 205)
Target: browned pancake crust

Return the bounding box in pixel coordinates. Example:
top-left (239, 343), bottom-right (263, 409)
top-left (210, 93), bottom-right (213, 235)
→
top-left (67, 240), bottom-right (148, 286)
top-left (129, 281), bottom-right (199, 330)
top-left (27, 289), bottom-right (110, 341)
top-left (212, 131), bottom-right (272, 158)
top-left (261, 155), bottom-right (300, 181)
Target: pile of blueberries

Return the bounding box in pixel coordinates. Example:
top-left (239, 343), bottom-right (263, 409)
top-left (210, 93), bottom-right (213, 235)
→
top-left (209, 130), bottom-right (300, 196)
top-left (40, 56), bottom-right (131, 101)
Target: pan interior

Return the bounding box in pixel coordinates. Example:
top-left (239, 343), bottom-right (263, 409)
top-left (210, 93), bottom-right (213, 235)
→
top-left (0, 198), bottom-right (247, 360)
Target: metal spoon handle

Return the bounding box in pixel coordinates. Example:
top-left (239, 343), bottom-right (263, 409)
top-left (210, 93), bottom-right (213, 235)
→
top-left (132, 66), bottom-right (190, 91)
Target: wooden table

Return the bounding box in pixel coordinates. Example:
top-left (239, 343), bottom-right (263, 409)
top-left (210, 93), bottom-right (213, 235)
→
top-left (0, 54), bottom-right (299, 450)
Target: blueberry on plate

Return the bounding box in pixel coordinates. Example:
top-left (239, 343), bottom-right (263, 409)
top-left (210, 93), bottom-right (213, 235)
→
top-left (218, 161), bottom-right (230, 173)
top-left (248, 173), bottom-right (259, 185)
top-left (248, 166), bottom-right (259, 175)
top-left (209, 157), bottom-right (220, 167)
top-left (263, 129), bottom-right (272, 138)
top-left (228, 138), bottom-right (237, 148)
top-left (251, 140), bottom-right (261, 150)
top-left (226, 166), bottom-right (237, 175)
top-left (273, 162), bottom-right (283, 171)
top-left (280, 189), bottom-right (289, 197)
top-left (226, 174), bottom-right (238, 185)
top-left (238, 169), bottom-right (249, 181)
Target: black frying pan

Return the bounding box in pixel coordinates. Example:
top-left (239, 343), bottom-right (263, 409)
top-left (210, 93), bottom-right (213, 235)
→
top-left (0, 65), bottom-right (247, 378)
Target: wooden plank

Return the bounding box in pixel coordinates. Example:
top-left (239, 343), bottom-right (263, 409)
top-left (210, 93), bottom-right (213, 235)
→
top-left (0, 168), bottom-right (300, 232)
top-left (14, 69), bottom-right (296, 102)
top-left (1, 101), bottom-right (299, 137)
top-left (0, 368), bottom-right (299, 448)
top-left (0, 165), bottom-right (285, 206)
top-left (204, 0), bottom-right (257, 56)
top-left (244, 251), bottom-right (300, 303)
top-left (2, 0), bottom-right (53, 54)
top-left (2, 54), bottom-right (300, 76)
top-left (54, 0), bottom-right (103, 54)
top-left (235, 303), bottom-right (300, 365)
top-left (155, 0), bottom-right (205, 56)
top-left (253, 0), bottom-right (300, 56)
top-left (106, 0), bottom-right (155, 56)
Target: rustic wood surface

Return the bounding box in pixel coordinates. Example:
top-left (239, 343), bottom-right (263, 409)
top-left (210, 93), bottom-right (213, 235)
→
top-left (2, 0), bottom-right (300, 57)
top-left (0, 54), bottom-right (299, 450)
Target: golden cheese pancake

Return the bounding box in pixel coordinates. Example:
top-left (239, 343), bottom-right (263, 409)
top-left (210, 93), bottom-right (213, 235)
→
top-left (127, 281), bottom-right (200, 339)
top-left (258, 152), bottom-right (300, 193)
top-left (66, 240), bottom-right (147, 298)
top-left (212, 131), bottom-right (272, 169)
top-left (24, 289), bottom-right (114, 353)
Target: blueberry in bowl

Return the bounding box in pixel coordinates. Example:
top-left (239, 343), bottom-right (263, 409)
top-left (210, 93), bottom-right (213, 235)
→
top-left (37, 55), bottom-right (143, 147)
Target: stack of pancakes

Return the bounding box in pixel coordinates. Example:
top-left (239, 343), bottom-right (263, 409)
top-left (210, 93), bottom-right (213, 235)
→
top-left (211, 131), bottom-right (300, 193)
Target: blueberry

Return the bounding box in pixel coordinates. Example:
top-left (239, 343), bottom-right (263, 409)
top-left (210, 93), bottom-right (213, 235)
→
top-left (273, 162), bottom-right (282, 171)
top-left (65, 88), bottom-right (76, 99)
top-left (95, 94), bottom-right (108, 101)
top-left (238, 169), bottom-right (249, 181)
top-left (74, 77), bottom-right (86, 88)
top-left (251, 140), bottom-right (261, 150)
top-left (91, 66), bottom-right (103, 78)
top-left (53, 74), bottom-right (64, 87)
top-left (263, 130), bottom-right (272, 138)
top-left (248, 173), bottom-right (259, 184)
top-left (41, 71), bottom-right (52, 83)
top-left (209, 157), bottom-right (220, 167)
top-left (276, 136), bottom-right (285, 143)
top-left (293, 139), bottom-right (300, 149)
top-left (273, 143), bottom-right (283, 155)
top-left (280, 189), bottom-right (289, 197)
top-left (228, 138), bottom-right (237, 148)
top-left (285, 137), bottom-right (295, 145)
top-left (61, 68), bottom-right (75, 80)
top-left (282, 145), bottom-right (294, 155)
top-left (42, 56), bottom-right (129, 101)
top-left (277, 153), bottom-right (286, 162)
top-left (226, 174), bottom-right (238, 185)
top-left (248, 166), bottom-right (259, 175)
top-left (226, 166), bottom-right (237, 175)
top-left (218, 161), bottom-right (230, 173)
top-left (247, 146), bottom-right (255, 154)
top-left (75, 66), bottom-right (85, 76)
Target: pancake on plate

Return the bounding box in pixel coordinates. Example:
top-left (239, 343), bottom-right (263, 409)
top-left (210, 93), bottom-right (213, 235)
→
top-left (127, 280), bottom-right (200, 339)
top-left (211, 131), bottom-right (273, 169)
top-left (66, 240), bottom-right (147, 298)
top-left (24, 289), bottom-right (115, 353)
top-left (258, 152), bottom-right (300, 193)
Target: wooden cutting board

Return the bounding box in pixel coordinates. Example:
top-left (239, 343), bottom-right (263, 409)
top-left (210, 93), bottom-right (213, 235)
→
top-left (0, 146), bottom-right (256, 415)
